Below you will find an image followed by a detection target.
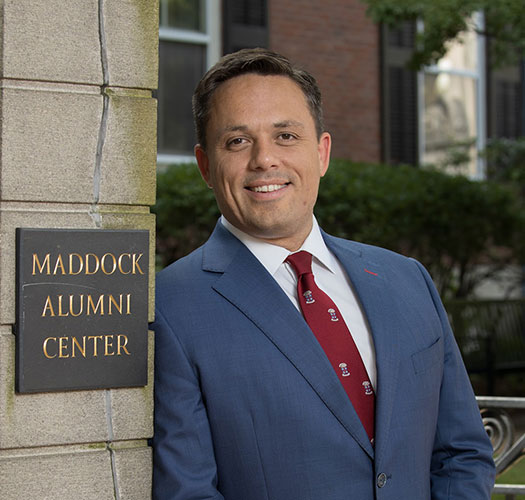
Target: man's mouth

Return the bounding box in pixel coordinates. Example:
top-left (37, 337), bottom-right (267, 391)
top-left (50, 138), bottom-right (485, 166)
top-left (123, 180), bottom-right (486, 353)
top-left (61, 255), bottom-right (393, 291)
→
top-left (247, 183), bottom-right (289, 193)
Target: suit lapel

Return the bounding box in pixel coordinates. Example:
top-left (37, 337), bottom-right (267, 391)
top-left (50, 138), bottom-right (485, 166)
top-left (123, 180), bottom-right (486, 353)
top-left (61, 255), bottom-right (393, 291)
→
top-left (203, 224), bottom-right (374, 457)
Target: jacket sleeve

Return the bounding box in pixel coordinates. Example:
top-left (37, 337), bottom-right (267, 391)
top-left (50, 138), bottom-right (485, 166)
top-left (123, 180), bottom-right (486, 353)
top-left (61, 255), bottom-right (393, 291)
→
top-left (152, 307), bottom-right (224, 500)
top-left (413, 260), bottom-right (496, 499)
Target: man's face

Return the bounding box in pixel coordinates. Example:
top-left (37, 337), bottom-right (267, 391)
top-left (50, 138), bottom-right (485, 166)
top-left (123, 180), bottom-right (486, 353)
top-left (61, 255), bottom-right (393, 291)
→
top-left (195, 74), bottom-right (331, 251)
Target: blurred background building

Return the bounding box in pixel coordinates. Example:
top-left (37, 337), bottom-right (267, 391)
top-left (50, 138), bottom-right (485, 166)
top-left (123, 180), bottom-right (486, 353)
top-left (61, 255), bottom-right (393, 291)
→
top-left (156, 0), bottom-right (524, 180)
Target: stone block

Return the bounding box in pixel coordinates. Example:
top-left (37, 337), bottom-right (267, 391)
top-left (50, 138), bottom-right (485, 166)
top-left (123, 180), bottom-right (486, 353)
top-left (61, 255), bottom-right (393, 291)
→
top-left (113, 442), bottom-right (153, 499)
top-left (104, 0), bottom-right (159, 89)
top-left (0, 330), bottom-right (153, 450)
top-left (0, 445), bottom-right (115, 499)
top-left (0, 0), bottom-right (102, 84)
top-left (110, 331), bottom-right (154, 441)
top-left (0, 82), bottom-right (102, 203)
top-left (0, 333), bottom-right (111, 449)
top-left (99, 89), bottom-right (157, 206)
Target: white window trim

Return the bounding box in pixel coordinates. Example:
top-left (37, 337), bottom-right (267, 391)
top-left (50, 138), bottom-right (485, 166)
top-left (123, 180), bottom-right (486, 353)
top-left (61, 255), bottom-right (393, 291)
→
top-left (157, 0), bottom-right (221, 164)
top-left (157, 153), bottom-right (196, 166)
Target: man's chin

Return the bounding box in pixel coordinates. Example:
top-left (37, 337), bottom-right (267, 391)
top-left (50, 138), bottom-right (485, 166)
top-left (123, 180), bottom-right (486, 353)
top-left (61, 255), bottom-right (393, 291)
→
top-left (245, 221), bottom-right (311, 250)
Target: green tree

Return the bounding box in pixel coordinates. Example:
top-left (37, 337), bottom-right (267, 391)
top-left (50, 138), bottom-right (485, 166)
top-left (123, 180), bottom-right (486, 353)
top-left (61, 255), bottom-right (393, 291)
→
top-left (316, 160), bottom-right (523, 299)
top-left (362, 0), bottom-right (525, 68)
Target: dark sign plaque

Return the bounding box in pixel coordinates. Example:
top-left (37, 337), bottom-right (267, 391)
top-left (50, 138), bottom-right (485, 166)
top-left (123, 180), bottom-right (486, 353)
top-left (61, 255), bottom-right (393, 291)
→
top-left (15, 228), bottom-right (149, 393)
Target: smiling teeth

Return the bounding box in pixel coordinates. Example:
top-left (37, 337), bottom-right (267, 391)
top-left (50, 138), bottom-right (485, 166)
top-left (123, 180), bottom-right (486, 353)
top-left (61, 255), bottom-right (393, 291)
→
top-left (252, 184), bottom-right (285, 193)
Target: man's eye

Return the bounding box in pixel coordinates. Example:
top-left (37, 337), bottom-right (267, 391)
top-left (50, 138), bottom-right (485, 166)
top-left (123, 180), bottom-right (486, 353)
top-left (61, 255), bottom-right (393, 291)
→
top-left (228, 137), bottom-right (246, 147)
top-left (279, 133), bottom-right (295, 141)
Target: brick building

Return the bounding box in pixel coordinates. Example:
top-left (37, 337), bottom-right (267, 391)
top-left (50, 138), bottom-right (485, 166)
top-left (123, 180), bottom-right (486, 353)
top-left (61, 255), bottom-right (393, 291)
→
top-left (157, 0), bottom-right (524, 178)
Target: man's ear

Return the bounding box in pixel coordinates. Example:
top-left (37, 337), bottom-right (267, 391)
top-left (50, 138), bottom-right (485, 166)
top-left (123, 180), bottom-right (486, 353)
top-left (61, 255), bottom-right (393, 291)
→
top-left (195, 144), bottom-right (213, 188)
top-left (318, 132), bottom-right (332, 177)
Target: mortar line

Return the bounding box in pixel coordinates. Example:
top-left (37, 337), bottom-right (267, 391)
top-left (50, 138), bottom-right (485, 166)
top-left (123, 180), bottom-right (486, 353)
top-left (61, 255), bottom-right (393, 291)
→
top-left (91, 0), bottom-right (110, 228)
top-left (105, 389), bottom-right (121, 500)
top-left (99, 1), bottom-right (120, 497)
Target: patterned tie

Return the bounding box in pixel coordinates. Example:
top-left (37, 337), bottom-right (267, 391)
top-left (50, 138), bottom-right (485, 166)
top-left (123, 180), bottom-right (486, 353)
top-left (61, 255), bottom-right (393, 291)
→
top-left (286, 251), bottom-right (375, 440)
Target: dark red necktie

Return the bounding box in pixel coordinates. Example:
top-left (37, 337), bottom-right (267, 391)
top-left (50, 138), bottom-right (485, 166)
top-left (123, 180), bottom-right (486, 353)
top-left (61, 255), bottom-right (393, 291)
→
top-left (286, 251), bottom-right (375, 440)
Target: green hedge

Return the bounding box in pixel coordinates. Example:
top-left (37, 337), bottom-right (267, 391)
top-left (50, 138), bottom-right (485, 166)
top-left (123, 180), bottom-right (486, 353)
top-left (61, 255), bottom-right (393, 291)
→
top-left (153, 160), bottom-right (524, 299)
top-left (154, 163), bottom-right (220, 269)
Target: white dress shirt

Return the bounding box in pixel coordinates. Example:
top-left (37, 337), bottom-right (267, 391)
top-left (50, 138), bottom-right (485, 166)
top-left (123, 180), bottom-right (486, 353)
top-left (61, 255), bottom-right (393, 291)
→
top-left (221, 216), bottom-right (377, 389)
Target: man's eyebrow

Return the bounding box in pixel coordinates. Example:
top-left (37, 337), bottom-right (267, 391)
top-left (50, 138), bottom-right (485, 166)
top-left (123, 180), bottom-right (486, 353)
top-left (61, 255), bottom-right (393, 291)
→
top-left (221, 125), bottom-right (248, 134)
top-left (219, 121), bottom-right (305, 136)
top-left (274, 120), bottom-right (305, 129)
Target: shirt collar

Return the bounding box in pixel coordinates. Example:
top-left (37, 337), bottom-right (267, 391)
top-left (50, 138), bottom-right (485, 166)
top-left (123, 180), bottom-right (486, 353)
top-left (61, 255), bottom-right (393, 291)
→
top-left (220, 216), bottom-right (338, 276)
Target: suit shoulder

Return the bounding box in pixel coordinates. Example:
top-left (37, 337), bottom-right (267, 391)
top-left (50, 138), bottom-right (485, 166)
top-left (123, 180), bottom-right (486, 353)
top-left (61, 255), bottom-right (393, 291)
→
top-left (155, 245), bottom-right (208, 305)
top-left (327, 234), bottom-right (413, 266)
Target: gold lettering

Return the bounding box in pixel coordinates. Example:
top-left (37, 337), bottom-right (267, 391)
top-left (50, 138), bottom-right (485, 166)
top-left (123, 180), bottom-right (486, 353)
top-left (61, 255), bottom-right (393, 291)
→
top-left (69, 294), bottom-right (84, 317)
top-left (33, 253), bottom-right (51, 275)
top-left (101, 253), bottom-right (117, 275)
top-left (58, 337), bottom-right (69, 358)
top-left (43, 337), bottom-right (57, 358)
top-left (69, 253), bottom-right (83, 275)
top-left (132, 253), bottom-right (144, 275)
top-left (57, 295), bottom-right (69, 317)
top-left (118, 253), bottom-right (131, 274)
top-left (108, 294), bottom-right (123, 315)
top-left (53, 254), bottom-right (66, 275)
top-left (43, 335), bottom-right (131, 358)
top-left (85, 253), bottom-right (100, 275)
top-left (126, 294), bottom-right (131, 315)
top-left (87, 294), bottom-right (104, 315)
top-left (42, 295), bottom-right (56, 317)
top-left (88, 335), bottom-right (103, 356)
top-left (71, 336), bottom-right (86, 358)
top-left (117, 335), bottom-right (131, 355)
top-left (104, 335), bottom-right (115, 356)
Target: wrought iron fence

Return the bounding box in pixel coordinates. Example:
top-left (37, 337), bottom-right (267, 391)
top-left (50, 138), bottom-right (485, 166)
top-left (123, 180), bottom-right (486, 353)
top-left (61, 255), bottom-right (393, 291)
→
top-left (448, 299), bottom-right (525, 395)
top-left (478, 396), bottom-right (525, 499)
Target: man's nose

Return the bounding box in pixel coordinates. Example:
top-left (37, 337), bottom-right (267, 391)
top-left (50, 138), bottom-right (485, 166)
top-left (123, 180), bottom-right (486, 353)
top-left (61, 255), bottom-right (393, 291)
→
top-left (249, 139), bottom-right (278, 170)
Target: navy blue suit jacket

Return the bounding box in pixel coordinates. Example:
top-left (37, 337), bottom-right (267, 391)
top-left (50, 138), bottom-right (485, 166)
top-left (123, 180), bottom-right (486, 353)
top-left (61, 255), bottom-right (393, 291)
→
top-left (152, 222), bottom-right (495, 499)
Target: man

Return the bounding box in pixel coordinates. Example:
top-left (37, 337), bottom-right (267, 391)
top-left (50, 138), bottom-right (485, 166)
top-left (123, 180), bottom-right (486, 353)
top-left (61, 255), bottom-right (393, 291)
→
top-left (152, 48), bottom-right (495, 499)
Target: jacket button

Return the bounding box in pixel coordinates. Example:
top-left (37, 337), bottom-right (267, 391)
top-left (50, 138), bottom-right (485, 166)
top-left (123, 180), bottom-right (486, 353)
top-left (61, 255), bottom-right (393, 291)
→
top-left (377, 472), bottom-right (387, 488)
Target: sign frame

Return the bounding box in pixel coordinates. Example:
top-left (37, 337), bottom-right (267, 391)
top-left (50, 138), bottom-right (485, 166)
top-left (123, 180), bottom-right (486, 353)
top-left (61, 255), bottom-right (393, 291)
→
top-left (15, 228), bottom-right (149, 393)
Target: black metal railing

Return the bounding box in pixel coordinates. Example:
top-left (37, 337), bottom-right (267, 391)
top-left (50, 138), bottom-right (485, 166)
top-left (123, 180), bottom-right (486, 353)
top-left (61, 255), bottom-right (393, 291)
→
top-left (477, 396), bottom-right (525, 499)
top-left (448, 300), bottom-right (525, 395)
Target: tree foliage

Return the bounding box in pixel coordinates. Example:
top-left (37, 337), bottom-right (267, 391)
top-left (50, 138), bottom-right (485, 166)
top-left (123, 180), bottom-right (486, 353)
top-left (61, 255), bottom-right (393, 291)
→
top-left (153, 163), bottom-right (220, 268)
top-left (316, 160), bottom-right (523, 299)
top-left (362, 0), bottom-right (525, 68)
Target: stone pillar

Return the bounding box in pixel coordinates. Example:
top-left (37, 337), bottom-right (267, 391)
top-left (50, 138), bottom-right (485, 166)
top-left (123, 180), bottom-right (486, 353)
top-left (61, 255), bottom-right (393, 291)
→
top-left (0, 1), bottom-right (158, 498)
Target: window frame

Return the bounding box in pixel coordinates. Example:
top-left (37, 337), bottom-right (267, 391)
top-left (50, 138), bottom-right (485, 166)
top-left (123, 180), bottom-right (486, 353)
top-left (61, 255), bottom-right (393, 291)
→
top-left (157, 0), bottom-right (221, 165)
top-left (417, 12), bottom-right (487, 179)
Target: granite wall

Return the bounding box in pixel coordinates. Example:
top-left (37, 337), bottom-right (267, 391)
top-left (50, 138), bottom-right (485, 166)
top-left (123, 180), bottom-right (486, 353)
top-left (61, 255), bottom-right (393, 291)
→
top-left (0, 1), bottom-right (158, 498)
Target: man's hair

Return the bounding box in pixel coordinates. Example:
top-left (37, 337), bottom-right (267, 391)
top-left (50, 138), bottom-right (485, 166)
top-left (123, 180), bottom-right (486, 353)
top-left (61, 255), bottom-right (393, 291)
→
top-left (192, 48), bottom-right (324, 150)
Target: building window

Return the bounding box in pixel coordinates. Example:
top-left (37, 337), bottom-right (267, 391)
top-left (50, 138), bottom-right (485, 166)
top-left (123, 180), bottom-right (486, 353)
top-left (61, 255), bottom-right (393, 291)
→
top-left (419, 13), bottom-right (486, 178)
top-left (157, 0), bottom-right (221, 164)
top-left (223, 0), bottom-right (268, 54)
